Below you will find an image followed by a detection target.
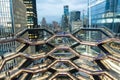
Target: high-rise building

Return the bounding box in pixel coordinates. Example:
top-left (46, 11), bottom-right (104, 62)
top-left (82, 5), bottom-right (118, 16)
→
top-left (23, 0), bottom-right (38, 28)
top-left (88, 0), bottom-right (120, 33)
top-left (69, 11), bottom-right (82, 31)
top-left (23, 0), bottom-right (38, 40)
top-left (70, 11), bottom-right (81, 22)
top-left (0, 0), bottom-right (27, 55)
top-left (41, 17), bottom-right (47, 27)
top-left (70, 21), bottom-right (82, 31)
top-left (52, 21), bottom-right (61, 32)
top-left (62, 5), bottom-right (69, 32)
top-left (64, 5), bottom-right (69, 16)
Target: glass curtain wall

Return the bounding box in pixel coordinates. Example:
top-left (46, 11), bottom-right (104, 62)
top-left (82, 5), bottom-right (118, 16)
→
top-left (89, 0), bottom-right (120, 33)
top-left (0, 0), bottom-right (27, 55)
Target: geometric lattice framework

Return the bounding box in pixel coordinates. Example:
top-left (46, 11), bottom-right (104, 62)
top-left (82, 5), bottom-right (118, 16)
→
top-left (0, 27), bottom-right (120, 80)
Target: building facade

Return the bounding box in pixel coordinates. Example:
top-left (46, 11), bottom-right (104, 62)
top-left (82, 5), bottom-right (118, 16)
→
top-left (61, 5), bottom-right (69, 32)
top-left (88, 0), bottom-right (120, 33)
top-left (23, 0), bottom-right (38, 40)
top-left (64, 5), bottom-right (69, 16)
top-left (69, 11), bottom-right (81, 32)
top-left (71, 21), bottom-right (82, 31)
top-left (70, 11), bottom-right (81, 22)
top-left (0, 0), bottom-right (27, 55)
top-left (23, 0), bottom-right (38, 28)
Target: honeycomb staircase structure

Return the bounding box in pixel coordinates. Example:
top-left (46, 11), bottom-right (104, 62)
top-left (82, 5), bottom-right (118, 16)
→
top-left (0, 27), bottom-right (120, 80)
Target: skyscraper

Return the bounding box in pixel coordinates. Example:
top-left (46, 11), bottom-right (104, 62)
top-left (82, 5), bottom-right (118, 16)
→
top-left (64, 5), bottom-right (69, 16)
top-left (23, 0), bottom-right (38, 28)
top-left (88, 0), bottom-right (120, 33)
top-left (62, 5), bottom-right (69, 32)
top-left (0, 0), bottom-right (27, 55)
top-left (23, 0), bottom-right (38, 40)
top-left (69, 11), bottom-right (82, 32)
top-left (41, 17), bottom-right (47, 27)
top-left (70, 11), bottom-right (81, 22)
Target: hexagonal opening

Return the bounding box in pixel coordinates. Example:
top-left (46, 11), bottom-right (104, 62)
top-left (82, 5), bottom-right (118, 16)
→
top-left (54, 75), bottom-right (72, 80)
top-left (73, 44), bottom-right (106, 57)
top-left (74, 30), bottom-right (110, 42)
top-left (52, 62), bottom-right (74, 70)
top-left (73, 58), bottom-right (102, 71)
top-left (48, 36), bottom-right (77, 46)
top-left (51, 49), bottom-right (75, 59)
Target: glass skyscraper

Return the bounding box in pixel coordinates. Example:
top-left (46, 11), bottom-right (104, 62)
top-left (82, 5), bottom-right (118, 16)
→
top-left (69, 11), bottom-right (81, 32)
top-left (64, 5), bottom-right (69, 16)
top-left (61, 5), bottom-right (69, 32)
top-left (88, 0), bottom-right (120, 33)
top-left (70, 11), bottom-right (81, 22)
top-left (0, 0), bottom-right (27, 55)
top-left (23, 0), bottom-right (38, 28)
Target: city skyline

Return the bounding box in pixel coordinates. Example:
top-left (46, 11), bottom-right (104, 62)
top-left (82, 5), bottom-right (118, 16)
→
top-left (37, 0), bottom-right (87, 23)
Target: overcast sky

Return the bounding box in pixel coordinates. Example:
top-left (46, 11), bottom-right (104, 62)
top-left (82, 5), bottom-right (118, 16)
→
top-left (36, 0), bottom-right (88, 23)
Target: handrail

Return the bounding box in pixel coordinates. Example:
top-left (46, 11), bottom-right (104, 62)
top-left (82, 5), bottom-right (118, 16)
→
top-left (9, 60), bottom-right (57, 79)
top-left (72, 27), bottom-right (113, 38)
top-left (103, 59), bottom-right (120, 74)
top-left (0, 53), bottom-right (46, 71)
top-left (108, 55), bottom-right (120, 63)
top-left (0, 35), bottom-right (119, 48)
top-left (1, 45), bottom-right (120, 72)
top-left (103, 44), bottom-right (120, 58)
top-left (0, 28), bottom-right (120, 80)
top-left (48, 72), bottom-right (78, 80)
top-left (9, 59), bottom-right (117, 80)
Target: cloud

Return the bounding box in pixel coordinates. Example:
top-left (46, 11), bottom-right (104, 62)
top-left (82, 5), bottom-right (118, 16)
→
top-left (37, 0), bottom-right (88, 23)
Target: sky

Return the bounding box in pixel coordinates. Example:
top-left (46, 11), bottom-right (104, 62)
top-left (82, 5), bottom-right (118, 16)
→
top-left (36, 0), bottom-right (88, 24)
